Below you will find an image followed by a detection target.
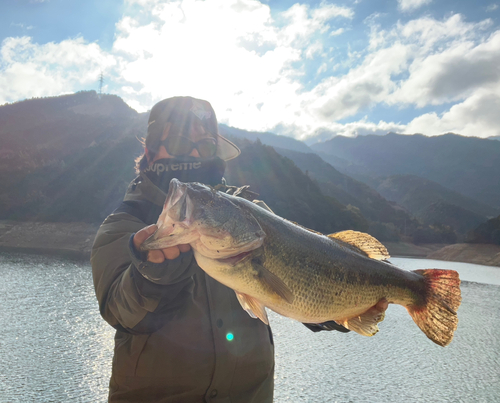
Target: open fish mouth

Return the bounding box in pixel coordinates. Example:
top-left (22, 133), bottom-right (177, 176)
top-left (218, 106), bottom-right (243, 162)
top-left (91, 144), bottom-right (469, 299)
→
top-left (141, 180), bottom-right (196, 250)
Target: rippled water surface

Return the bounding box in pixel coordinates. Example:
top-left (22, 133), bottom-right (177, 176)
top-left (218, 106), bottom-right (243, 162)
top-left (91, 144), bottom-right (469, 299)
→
top-left (0, 253), bottom-right (498, 402)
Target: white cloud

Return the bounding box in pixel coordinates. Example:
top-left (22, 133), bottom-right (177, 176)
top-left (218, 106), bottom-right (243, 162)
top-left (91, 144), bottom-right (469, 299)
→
top-left (304, 118), bottom-right (406, 142)
top-left (0, 36), bottom-right (115, 104)
top-left (1, 1), bottom-right (499, 141)
top-left (311, 3), bottom-right (354, 20)
top-left (398, 0), bottom-right (432, 12)
top-left (110, 0), bottom-right (353, 129)
top-left (386, 18), bottom-right (500, 108)
top-left (405, 85), bottom-right (500, 137)
top-left (330, 28), bottom-right (345, 36)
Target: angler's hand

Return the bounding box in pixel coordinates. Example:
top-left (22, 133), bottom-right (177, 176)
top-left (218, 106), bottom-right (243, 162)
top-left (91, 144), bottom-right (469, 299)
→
top-left (134, 225), bottom-right (191, 263)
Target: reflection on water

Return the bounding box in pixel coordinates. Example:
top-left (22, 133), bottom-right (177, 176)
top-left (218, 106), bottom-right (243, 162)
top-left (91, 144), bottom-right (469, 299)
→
top-left (0, 254), bottom-right (114, 402)
top-left (0, 253), bottom-right (498, 402)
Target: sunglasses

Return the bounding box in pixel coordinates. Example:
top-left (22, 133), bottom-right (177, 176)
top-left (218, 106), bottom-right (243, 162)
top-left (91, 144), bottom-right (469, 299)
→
top-left (161, 135), bottom-right (217, 158)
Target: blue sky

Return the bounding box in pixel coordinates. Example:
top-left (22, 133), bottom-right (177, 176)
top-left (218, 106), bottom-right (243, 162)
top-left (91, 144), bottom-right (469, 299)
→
top-left (1, 0), bottom-right (499, 142)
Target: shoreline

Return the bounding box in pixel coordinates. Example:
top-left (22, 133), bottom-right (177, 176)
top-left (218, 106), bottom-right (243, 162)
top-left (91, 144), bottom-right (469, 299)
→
top-left (0, 220), bottom-right (98, 261)
top-left (1, 220), bottom-right (499, 267)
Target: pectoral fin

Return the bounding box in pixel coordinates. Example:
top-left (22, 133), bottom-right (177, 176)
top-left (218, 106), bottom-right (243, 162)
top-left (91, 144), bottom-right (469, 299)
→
top-left (235, 292), bottom-right (269, 325)
top-left (252, 261), bottom-right (295, 304)
top-left (327, 230), bottom-right (390, 261)
top-left (338, 309), bottom-right (386, 337)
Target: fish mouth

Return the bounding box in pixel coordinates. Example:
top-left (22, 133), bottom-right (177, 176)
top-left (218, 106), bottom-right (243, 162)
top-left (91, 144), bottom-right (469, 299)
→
top-left (164, 179), bottom-right (189, 221)
top-left (141, 179), bottom-right (195, 250)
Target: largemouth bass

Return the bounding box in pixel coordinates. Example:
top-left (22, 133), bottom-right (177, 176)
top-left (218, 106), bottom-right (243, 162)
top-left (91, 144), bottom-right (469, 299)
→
top-left (142, 179), bottom-right (461, 347)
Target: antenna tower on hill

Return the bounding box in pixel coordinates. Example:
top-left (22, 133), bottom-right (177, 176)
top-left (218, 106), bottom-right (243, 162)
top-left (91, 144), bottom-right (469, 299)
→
top-left (98, 72), bottom-right (104, 96)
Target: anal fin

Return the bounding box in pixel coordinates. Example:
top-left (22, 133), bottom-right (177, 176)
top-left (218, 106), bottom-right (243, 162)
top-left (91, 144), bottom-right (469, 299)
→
top-left (338, 309), bottom-right (386, 337)
top-left (235, 291), bottom-right (269, 325)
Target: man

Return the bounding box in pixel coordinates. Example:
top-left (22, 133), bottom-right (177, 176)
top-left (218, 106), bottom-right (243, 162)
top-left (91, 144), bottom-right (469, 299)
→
top-left (91, 97), bottom-right (275, 403)
top-left (91, 96), bottom-right (387, 402)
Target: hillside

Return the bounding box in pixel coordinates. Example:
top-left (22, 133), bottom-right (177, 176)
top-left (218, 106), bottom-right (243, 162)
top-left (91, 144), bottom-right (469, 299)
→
top-left (377, 175), bottom-right (497, 218)
top-left (273, 148), bottom-right (416, 241)
top-left (375, 175), bottom-right (497, 236)
top-left (2, 92), bottom-right (495, 247)
top-left (466, 215), bottom-right (500, 245)
top-left (0, 91), bottom-right (147, 222)
top-left (0, 91), bottom-right (145, 173)
top-left (311, 133), bottom-right (500, 210)
top-left (0, 94), bottom-right (367, 233)
top-left (225, 140), bottom-right (368, 234)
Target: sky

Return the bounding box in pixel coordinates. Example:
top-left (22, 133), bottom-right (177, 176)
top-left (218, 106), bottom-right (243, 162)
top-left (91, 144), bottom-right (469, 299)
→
top-left (1, 0), bottom-right (500, 143)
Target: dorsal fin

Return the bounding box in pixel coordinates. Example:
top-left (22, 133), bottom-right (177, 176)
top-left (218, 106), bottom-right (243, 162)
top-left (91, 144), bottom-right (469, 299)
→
top-left (327, 230), bottom-right (390, 260)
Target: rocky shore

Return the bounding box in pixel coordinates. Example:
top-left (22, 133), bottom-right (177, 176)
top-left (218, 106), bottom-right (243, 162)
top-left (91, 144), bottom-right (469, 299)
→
top-left (426, 243), bottom-right (500, 267)
top-left (1, 220), bottom-right (499, 267)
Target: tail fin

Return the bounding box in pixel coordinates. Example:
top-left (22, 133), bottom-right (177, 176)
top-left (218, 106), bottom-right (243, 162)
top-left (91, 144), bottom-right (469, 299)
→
top-left (407, 269), bottom-right (462, 347)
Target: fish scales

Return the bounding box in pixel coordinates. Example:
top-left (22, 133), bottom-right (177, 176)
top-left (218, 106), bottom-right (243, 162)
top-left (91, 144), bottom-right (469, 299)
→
top-left (228, 197), bottom-right (426, 323)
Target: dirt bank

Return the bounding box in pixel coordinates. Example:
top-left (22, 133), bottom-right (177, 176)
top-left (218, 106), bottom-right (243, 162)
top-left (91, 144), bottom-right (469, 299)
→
top-left (427, 243), bottom-right (500, 267)
top-left (0, 220), bottom-right (99, 260)
top-left (1, 221), bottom-right (499, 267)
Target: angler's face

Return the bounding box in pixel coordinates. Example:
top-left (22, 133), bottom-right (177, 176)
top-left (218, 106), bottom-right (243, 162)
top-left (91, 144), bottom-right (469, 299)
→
top-left (151, 121), bottom-right (216, 162)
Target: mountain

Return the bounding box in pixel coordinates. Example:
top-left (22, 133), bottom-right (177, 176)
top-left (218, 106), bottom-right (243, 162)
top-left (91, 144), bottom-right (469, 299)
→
top-left (0, 93), bottom-right (366, 233)
top-left (418, 201), bottom-right (487, 237)
top-left (1, 92), bottom-right (486, 244)
top-left (273, 148), bottom-right (416, 241)
top-left (0, 91), bottom-right (147, 222)
top-left (219, 124), bottom-right (312, 153)
top-left (377, 175), bottom-right (497, 217)
top-left (466, 215), bottom-right (500, 245)
top-left (225, 140), bottom-right (368, 234)
top-left (376, 175), bottom-right (498, 235)
top-left (311, 133), bottom-right (500, 210)
top-left (1, 90), bottom-right (147, 173)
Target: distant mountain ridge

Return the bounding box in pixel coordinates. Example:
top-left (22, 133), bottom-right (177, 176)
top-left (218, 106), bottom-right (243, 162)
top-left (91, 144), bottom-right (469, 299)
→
top-left (219, 124), bottom-right (313, 153)
top-left (311, 133), bottom-right (500, 210)
top-left (2, 92), bottom-right (496, 245)
top-left (0, 93), bottom-right (365, 234)
top-left (273, 148), bottom-right (416, 240)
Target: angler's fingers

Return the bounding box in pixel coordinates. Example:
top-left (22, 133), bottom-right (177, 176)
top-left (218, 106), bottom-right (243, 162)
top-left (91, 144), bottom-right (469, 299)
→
top-left (161, 246), bottom-right (181, 260)
top-left (148, 249), bottom-right (166, 263)
top-left (160, 244), bottom-right (190, 260)
top-left (133, 225), bottom-right (158, 249)
top-left (161, 244), bottom-right (190, 260)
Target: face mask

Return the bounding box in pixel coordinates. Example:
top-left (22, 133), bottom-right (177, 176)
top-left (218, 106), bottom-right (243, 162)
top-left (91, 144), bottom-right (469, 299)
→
top-left (142, 156), bottom-right (226, 190)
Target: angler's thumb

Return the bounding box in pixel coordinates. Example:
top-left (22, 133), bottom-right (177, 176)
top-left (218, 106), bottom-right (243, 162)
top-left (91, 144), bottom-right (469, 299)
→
top-left (134, 225), bottom-right (158, 249)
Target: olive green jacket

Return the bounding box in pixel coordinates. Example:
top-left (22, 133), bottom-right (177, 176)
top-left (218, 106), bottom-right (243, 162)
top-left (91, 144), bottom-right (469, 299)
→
top-left (91, 175), bottom-right (274, 403)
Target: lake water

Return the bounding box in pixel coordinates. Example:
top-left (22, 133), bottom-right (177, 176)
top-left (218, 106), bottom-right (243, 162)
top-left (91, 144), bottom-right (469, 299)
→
top-left (0, 253), bottom-right (498, 403)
